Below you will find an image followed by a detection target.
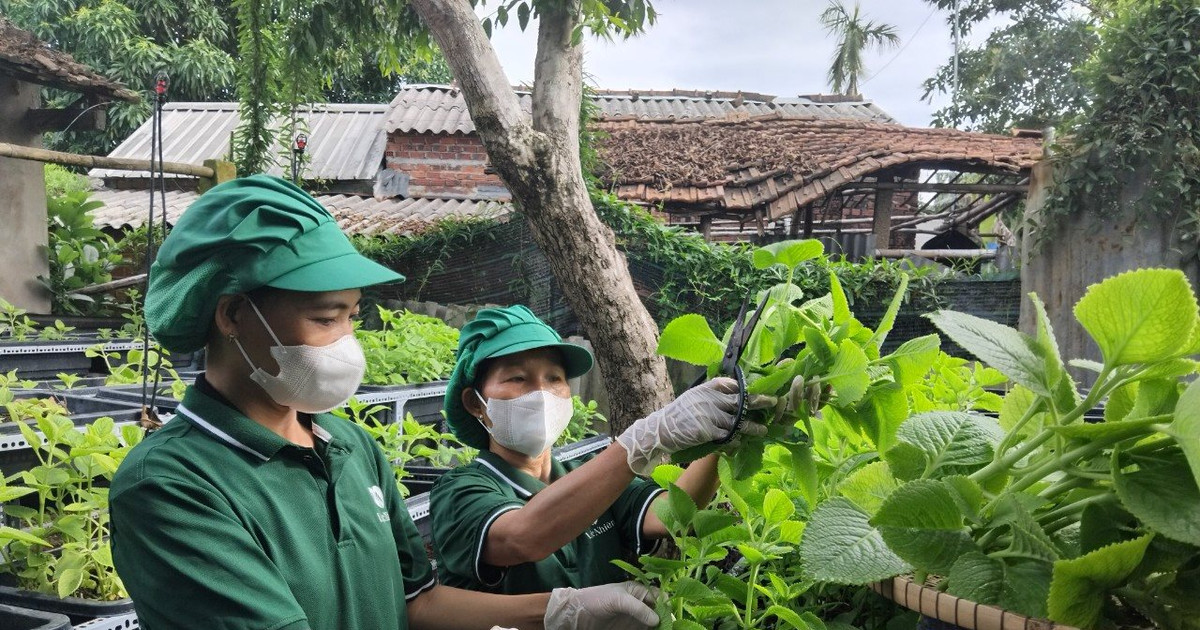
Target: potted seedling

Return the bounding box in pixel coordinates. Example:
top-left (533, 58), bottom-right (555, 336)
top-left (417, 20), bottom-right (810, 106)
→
top-left (0, 415), bottom-right (142, 624)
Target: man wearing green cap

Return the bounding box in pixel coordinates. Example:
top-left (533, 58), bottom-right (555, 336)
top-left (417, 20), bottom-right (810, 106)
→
top-left (431, 305), bottom-right (773, 597)
top-left (109, 175), bottom-right (661, 630)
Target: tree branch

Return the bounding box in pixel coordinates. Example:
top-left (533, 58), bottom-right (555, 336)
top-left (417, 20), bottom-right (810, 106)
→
top-left (532, 0), bottom-right (582, 150)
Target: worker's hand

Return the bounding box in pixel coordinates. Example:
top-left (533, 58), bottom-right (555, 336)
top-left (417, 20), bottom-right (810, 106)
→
top-left (615, 377), bottom-right (774, 476)
top-left (544, 581), bottom-right (659, 630)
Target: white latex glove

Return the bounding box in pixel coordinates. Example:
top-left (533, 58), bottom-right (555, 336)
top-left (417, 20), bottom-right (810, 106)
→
top-left (544, 581), bottom-right (659, 630)
top-left (616, 377), bottom-right (774, 476)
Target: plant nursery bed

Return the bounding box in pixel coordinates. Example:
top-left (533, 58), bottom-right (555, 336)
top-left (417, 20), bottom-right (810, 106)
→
top-left (872, 577), bottom-right (1079, 630)
top-left (2, 392), bottom-right (141, 434)
top-left (0, 584), bottom-right (134, 626)
top-left (0, 603), bottom-right (71, 630)
top-left (355, 381), bottom-right (449, 428)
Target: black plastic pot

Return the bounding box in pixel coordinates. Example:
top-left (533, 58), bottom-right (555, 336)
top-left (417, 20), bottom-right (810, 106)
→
top-left (0, 603), bottom-right (71, 630)
top-left (0, 585), bottom-right (134, 626)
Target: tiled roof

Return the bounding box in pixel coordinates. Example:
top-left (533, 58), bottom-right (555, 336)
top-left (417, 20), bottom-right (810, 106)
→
top-left (90, 189), bottom-right (512, 236)
top-left (0, 18), bottom-right (137, 101)
top-left (596, 116), bottom-right (1043, 220)
top-left (383, 84), bottom-right (894, 135)
top-left (90, 103), bottom-right (389, 181)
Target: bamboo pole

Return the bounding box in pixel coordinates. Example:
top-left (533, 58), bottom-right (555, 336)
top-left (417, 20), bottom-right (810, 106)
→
top-left (75, 274), bottom-right (148, 296)
top-left (0, 141), bottom-right (215, 178)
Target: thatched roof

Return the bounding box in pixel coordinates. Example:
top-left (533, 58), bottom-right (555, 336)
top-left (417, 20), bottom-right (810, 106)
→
top-left (0, 18), bottom-right (138, 101)
top-left (595, 115), bottom-right (1043, 219)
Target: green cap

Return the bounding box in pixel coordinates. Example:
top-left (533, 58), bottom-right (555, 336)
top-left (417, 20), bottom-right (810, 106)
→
top-left (444, 305), bottom-right (593, 449)
top-left (145, 175), bottom-right (403, 353)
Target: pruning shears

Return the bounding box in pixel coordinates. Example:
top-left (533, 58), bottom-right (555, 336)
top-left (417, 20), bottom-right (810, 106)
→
top-left (700, 293), bottom-right (769, 444)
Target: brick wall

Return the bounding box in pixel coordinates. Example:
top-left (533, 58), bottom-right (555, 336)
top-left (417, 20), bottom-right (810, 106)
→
top-left (384, 132), bottom-right (509, 199)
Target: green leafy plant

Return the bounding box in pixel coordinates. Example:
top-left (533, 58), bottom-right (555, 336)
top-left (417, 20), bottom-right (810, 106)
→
top-left (0, 299), bottom-right (39, 342)
top-left (36, 320), bottom-right (77, 342)
top-left (0, 370), bottom-right (37, 408)
top-left (39, 192), bottom-right (122, 317)
top-left (556, 396), bottom-right (608, 447)
top-left (86, 344), bottom-right (188, 401)
top-left (357, 306), bottom-right (460, 386)
top-left (0, 414), bottom-right (143, 600)
top-left (799, 267), bottom-right (1200, 629)
top-left (333, 401), bottom-right (476, 496)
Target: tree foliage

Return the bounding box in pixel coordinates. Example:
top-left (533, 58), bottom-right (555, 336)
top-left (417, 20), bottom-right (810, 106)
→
top-left (1, 0), bottom-right (237, 155)
top-left (920, 0), bottom-right (1102, 132)
top-left (1044, 0), bottom-right (1200, 251)
top-left (819, 0), bottom-right (900, 98)
top-left (1, 0), bottom-right (451, 162)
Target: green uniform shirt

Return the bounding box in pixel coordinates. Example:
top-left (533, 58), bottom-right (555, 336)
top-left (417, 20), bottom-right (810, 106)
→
top-left (110, 382), bottom-right (435, 630)
top-left (430, 450), bottom-right (663, 594)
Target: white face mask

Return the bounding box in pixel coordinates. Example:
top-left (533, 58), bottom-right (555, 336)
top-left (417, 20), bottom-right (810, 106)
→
top-left (475, 389), bottom-right (574, 457)
top-left (231, 299), bottom-right (366, 413)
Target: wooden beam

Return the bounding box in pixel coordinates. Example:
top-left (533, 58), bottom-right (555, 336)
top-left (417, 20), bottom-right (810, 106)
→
top-left (23, 108), bottom-right (107, 133)
top-left (873, 184), bottom-right (895, 249)
top-left (76, 273), bottom-right (147, 295)
top-left (870, 181), bottom-right (1030, 194)
top-left (0, 141), bottom-right (215, 178)
top-left (875, 248), bottom-right (997, 260)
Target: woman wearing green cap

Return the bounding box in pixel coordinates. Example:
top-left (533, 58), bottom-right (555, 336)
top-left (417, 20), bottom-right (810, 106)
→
top-left (430, 305), bottom-right (772, 596)
top-left (109, 175), bottom-right (661, 630)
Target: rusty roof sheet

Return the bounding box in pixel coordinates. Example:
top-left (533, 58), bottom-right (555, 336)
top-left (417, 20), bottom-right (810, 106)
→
top-left (597, 116), bottom-right (1043, 220)
top-left (90, 102), bottom-right (389, 181)
top-left (90, 189), bottom-right (512, 236)
top-left (383, 84), bottom-right (894, 135)
top-left (0, 18), bottom-right (138, 101)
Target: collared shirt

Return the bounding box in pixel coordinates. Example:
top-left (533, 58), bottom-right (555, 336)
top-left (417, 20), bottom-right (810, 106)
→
top-left (429, 449), bottom-right (663, 595)
top-left (110, 381), bottom-right (435, 630)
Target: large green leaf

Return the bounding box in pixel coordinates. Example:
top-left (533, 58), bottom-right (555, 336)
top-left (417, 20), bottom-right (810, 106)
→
top-left (872, 479), bottom-right (979, 574)
top-left (998, 386), bottom-right (1045, 440)
top-left (1113, 448), bottom-right (1200, 546)
top-left (1073, 268), bottom-right (1199, 366)
top-left (886, 412), bottom-right (1003, 479)
top-left (1168, 376), bottom-right (1200, 488)
top-left (927, 310), bottom-right (1053, 396)
top-left (884, 334), bottom-right (940, 388)
top-left (752, 239), bottom-right (825, 270)
top-left (827, 340), bottom-right (869, 406)
top-left (837, 382), bottom-right (908, 452)
top-left (1047, 534), bottom-right (1153, 628)
top-left (867, 275), bottom-right (910, 351)
top-left (829, 271), bottom-right (851, 325)
top-left (838, 461), bottom-right (898, 515)
top-left (947, 552), bottom-right (1052, 618)
top-left (799, 498), bottom-right (910, 584)
top-left (657, 314), bottom-right (723, 367)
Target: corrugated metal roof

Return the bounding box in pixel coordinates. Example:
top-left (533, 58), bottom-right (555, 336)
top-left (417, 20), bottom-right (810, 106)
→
top-left (90, 189), bottom-right (511, 236)
top-left (90, 103), bottom-right (388, 181)
top-left (384, 84), bottom-right (895, 135)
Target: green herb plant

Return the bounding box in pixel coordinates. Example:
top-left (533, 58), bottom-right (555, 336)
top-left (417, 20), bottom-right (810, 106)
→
top-left (0, 370), bottom-right (37, 408)
top-left (86, 344), bottom-right (188, 401)
top-left (556, 396), bottom-right (608, 448)
top-left (798, 267), bottom-right (1200, 630)
top-left (333, 400), bottom-right (476, 496)
top-left (0, 299), bottom-right (39, 342)
top-left (357, 306), bottom-right (460, 386)
top-left (39, 192), bottom-right (122, 317)
top-left (36, 320), bottom-right (77, 342)
top-left (0, 413), bottom-right (143, 600)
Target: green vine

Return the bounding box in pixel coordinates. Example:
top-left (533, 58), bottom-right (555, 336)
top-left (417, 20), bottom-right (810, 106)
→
top-left (1043, 0), bottom-right (1200, 254)
top-left (349, 217), bottom-right (501, 299)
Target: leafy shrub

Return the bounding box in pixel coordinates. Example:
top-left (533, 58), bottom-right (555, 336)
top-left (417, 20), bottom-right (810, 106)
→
top-left (40, 192), bottom-right (122, 316)
top-left (357, 306), bottom-right (459, 385)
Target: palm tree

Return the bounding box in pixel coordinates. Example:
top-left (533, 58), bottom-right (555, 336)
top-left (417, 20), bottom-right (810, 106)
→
top-left (819, 0), bottom-right (900, 98)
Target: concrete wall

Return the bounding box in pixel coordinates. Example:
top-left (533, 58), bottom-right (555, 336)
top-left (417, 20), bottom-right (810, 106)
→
top-left (1019, 161), bottom-right (1199, 385)
top-left (0, 76), bottom-right (49, 313)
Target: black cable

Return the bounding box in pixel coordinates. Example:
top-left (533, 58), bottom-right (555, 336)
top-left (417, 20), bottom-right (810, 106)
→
top-left (139, 72), bottom-right (169, 429)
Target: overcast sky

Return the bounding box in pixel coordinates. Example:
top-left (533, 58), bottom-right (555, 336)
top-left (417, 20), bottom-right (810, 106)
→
top-left (479, 0), bottom-right (997, 127)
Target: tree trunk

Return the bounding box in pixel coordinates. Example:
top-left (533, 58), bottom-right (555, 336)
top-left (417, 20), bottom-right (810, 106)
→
top-left (408, 0), bottom-right (674, 432)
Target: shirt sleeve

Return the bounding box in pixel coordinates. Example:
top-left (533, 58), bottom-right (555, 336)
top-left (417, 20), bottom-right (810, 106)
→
top-left (371, 445), bottom-right (438, 602)
top-left (610, 477), bottom-right (666, 556)
top-left (429, 468), bottom-right (525, 588)
top-left (111, 476), bottom-right (311, 630)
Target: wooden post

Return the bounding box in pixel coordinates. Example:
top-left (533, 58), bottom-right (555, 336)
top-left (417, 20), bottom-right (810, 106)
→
top-left (199, 159), bottom-right (237, 192)
top-left (873, 179), bottom-right (895, 250)
top-left (699, 215), bottom-right (712, 240)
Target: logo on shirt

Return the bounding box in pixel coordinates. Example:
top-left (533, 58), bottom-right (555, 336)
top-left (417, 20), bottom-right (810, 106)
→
top-left (368, 485), bottom-right (387, 509)
top-left (584, 518), bottom-right (615, 540)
